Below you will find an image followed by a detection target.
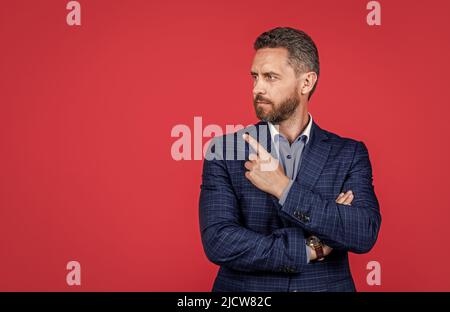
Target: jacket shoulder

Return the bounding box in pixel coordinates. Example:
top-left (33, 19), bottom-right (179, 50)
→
top-left (205, 122), bottom-right (263, 161)
top-left (318, 126), bottom-right (367, 157)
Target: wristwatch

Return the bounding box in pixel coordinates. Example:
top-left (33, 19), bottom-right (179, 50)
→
top-left (306, 236), bottom-right (325, 261)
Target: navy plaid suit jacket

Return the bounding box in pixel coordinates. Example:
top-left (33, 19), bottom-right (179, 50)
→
top-left (199, 120), bottom-right (381, 292)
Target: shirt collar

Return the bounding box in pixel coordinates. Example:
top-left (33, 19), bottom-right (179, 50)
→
top-left (268, 113), bottom-right (313, 145)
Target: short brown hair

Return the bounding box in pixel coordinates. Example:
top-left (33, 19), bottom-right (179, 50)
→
top-left (254, 27), bottom-right (320, 99)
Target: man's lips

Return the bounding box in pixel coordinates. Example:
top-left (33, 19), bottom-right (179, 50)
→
top-left (256, 101), bottom-right (271, 105)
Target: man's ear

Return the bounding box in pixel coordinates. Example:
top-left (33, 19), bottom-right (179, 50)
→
top-left (300, 71), bottom-right (318, 97)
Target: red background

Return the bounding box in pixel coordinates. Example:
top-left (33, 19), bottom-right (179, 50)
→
top-left (1, 0), bottom-right (449, 291)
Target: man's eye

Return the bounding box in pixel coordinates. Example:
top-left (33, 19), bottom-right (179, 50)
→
top-left (267, 75), bottom-right (276, 80)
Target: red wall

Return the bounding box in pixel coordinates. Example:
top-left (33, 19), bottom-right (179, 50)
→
top-left (1, 0), bottom-right (449, 291)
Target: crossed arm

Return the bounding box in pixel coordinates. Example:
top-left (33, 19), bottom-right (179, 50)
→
top-left (199, 137), bottom-right (381, 273)
top-left (277, 142), bottom-right (381, 253)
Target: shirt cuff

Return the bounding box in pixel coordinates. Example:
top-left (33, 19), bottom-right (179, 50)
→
top-left (305, 242), bottom-right (311, 263)
top-left (278, 179), bottom-right (294, 206)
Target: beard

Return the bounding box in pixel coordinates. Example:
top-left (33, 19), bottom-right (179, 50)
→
top-left (253, 88), bottom-right (300, 124)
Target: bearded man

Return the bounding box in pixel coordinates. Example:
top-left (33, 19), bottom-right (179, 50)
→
top-left (199, 27), bottom-right (381, 292)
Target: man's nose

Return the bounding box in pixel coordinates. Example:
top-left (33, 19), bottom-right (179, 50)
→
top-left (253, 79), bottom-right (267, 96)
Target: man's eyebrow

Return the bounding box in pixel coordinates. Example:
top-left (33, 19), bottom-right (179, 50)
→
top-left (250, 71), bottom-right (281, 77)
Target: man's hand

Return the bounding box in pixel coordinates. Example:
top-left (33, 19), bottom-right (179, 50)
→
top-left (243, 133), bottom-right (290, 199)
top-left (242, 133), bottom-right (356, 261)
top-left (335, 190), bottom-right (354, 206)
top-left (308, 190), bottom-right (354, 261)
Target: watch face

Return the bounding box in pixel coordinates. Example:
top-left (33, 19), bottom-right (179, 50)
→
top-left (308, 236), bottom-right (321, 246)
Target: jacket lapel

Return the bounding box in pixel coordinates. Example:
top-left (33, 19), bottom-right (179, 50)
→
top-left (249, 120), bottom-right (331, 191)
top-left (295, 121), bottom-right (331, 190)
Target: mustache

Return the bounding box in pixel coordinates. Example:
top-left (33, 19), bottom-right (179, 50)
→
top-left (254, 95), bottom-right (273, 104)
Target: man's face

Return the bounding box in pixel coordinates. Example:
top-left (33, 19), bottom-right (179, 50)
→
top-left (251, 48), bottom-right (300, 124)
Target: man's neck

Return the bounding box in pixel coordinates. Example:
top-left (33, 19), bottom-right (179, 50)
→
top-left (277, 106), bottom-right (309, 144)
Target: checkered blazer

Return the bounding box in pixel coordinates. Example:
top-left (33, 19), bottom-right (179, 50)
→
top-left (199, 120), bottom-right (381, 292)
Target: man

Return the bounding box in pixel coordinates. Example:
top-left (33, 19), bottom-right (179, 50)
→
top-left (199, 27), bottom-right (381, 292)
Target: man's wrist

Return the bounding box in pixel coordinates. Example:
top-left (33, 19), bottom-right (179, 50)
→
top-left (306, 236), bottom-right (326, 261)
top-left (308, 246), bottom-right (317, 261)
top-left (274, 175), bottom-right (290, 199)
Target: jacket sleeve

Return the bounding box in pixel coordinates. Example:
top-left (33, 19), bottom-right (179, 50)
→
top-left (199, 138), bottom-right (308, 273)
top-left (278, 141), bottom-right (381, 254)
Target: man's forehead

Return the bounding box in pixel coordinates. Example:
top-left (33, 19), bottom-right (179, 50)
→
top-left (251, 48), bottom-right (290, 73)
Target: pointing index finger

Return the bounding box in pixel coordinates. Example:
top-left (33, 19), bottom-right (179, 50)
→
top-left (243, 133), bottom-right (270, 159)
